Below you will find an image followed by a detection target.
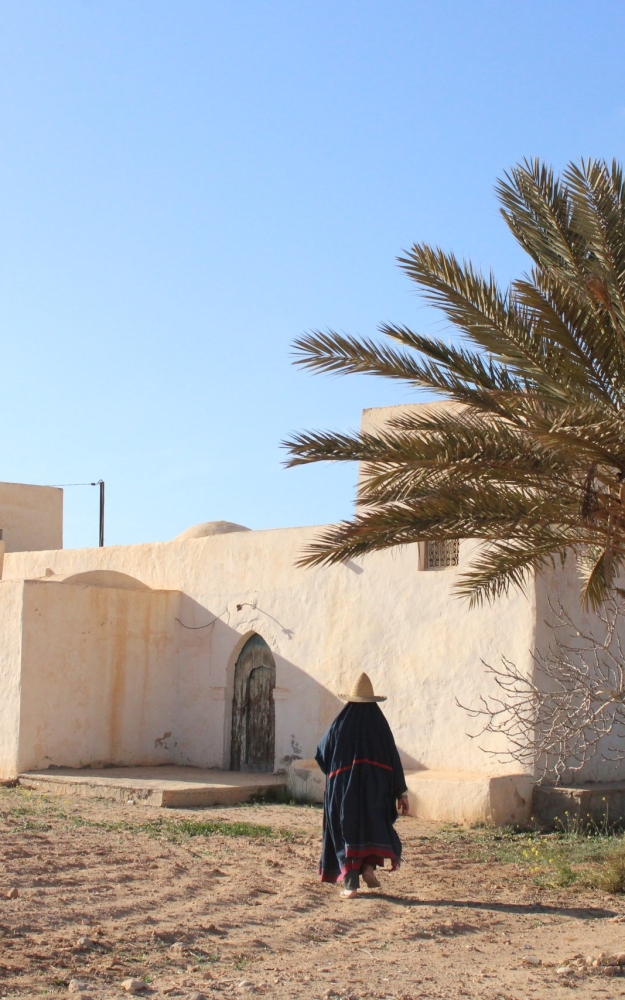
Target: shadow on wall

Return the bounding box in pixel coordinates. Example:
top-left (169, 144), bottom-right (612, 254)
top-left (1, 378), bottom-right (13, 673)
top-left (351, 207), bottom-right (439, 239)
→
top-left (13, 583), bottom-right (424, 776)
top-left (533, 563), bottom-right (625, 785)
top-left (173, 594), bottom-right (424, 773)
top-left (166, 594), bottom-right (347, 773)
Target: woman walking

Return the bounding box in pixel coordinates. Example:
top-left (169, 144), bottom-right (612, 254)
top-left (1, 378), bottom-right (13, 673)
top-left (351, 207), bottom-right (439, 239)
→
top-left (315, 672), bottom-right (409, 897)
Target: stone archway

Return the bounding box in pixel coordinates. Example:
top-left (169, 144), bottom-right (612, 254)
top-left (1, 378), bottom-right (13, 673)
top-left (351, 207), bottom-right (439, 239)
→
top-left (230, 633), bottom-right (276, 773)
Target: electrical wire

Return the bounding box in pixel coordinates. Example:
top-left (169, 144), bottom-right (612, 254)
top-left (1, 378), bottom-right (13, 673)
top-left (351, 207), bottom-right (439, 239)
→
top-left (175, 608), bottom-right (230, 630)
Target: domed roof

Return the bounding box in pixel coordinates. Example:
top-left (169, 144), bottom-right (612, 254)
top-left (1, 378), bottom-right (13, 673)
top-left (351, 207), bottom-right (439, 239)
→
top-left (41, 570), bottom-right (151, 591)
top-left (174, 520), bottom-right (251, 541)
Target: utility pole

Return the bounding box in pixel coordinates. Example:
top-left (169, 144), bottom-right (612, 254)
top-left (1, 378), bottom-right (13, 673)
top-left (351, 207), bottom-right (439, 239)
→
top-left (98, 479), bottom-right (105, 547)
top-left (51, 481), bottom-right (106, 547)
top-left (91, 480), bottom-right (105, 546)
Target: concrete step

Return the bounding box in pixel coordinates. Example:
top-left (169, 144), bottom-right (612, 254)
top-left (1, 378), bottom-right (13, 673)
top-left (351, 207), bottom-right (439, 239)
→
top-left (287, 759), bottom-right (533, 827)
top-left (532, 780), bottom-right (625, 829)
top-left (18, 766), bottom-right (286, 808)
top-left (405, 768), bottom-right (533, 827)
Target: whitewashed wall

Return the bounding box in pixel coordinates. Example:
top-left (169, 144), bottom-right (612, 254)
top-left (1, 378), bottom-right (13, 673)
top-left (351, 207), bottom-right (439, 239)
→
top-left (534, 563), bottom-right (625, 784)
top-left (4, 401), bottom-right (623, 787)
top-left (3, 527), bottom-right (537, 778)
top-left (0, 581), bottom-right (25, 778)
top-left (0, 482), bottom-right (62, 552)
top-left (17, 581), bottom-right (183, 772)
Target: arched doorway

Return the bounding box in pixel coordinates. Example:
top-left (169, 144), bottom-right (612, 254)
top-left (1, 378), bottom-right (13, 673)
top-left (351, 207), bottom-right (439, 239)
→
top-left (230, 634), bottom-right (276, 773)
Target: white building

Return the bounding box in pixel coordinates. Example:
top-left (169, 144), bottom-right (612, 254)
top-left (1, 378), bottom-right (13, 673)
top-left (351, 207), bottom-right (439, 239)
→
top-left (0, 405), bottom-right (617, 824)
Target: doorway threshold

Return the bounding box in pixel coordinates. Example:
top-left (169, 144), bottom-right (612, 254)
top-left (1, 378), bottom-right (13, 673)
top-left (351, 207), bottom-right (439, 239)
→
top-left (18, 765), bottom-right (286, 808)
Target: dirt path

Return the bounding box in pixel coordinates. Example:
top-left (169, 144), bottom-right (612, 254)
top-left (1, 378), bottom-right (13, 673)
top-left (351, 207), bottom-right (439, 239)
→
top-left (1, 787), bottom-right (625, 999)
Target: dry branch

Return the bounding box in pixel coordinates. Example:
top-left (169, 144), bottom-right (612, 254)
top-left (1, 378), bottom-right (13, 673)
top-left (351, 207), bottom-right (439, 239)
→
top-left (458, 595), bottom-right (625, 782)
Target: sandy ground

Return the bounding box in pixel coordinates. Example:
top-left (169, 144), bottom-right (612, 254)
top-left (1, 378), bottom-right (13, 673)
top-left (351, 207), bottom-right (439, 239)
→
top-left (1, 788), bottom-right (625, 1000)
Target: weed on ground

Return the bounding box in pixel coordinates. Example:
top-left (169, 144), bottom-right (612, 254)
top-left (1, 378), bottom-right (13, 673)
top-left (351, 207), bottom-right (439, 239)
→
top-left (0, 785), bottom-right (297, 842)
top-left (69, 814), bottom-right (297, 842)
top-left (438, 814), bottom-right (625, 893)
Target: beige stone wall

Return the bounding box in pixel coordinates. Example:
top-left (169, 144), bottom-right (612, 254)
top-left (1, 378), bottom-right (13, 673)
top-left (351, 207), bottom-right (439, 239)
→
top-left (4, 527), bottom-right (537, 777)
top-left (0, 482), bottom-right (62, 553)
top-left (360, 400), bottom-right (463, 433)
top-left (4, 403), bottom-right (619, 789)
top-left (534, 562), bottom-right (625, 784)
top-left (2, 404), bottom-right (541, 781)
top-left (358, 400), bottom-right (465, 484)
top-left (0, 581), bottom-right (25, 778)
top-left (16, 581), bottom-right (184, 773)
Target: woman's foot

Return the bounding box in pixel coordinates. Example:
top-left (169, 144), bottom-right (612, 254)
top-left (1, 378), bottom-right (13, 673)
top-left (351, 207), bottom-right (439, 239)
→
top-left (361, 865), bottom-right (381, 889)
top-left (340, 888), bottom-right (358, 898)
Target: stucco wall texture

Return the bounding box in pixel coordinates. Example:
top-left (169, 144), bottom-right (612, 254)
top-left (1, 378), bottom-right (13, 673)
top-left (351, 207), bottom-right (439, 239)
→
top-left (0, 482), bottom-right (62, 553)
top-left (17, 581), bottom-right (183, 773)
top-left (1, 528), bottom-right (537, 781)
top-left (0, 581), bottom-right (25, 778)
top-left (2, 403), bottom-right (619, 793)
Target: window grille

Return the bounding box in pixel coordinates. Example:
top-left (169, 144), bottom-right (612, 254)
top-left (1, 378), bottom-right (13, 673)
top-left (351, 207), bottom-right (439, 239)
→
top-left (425, 539), bottom-right (459, 569)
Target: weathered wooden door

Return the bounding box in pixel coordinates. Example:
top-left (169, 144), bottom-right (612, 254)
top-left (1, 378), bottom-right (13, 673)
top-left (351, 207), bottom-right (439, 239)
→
top-left (230, 634), bottom-right (276, 772)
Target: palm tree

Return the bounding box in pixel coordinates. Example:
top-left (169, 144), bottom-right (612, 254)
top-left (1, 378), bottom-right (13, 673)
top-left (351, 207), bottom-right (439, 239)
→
top-left (284, 159), bottom-right (625, 608)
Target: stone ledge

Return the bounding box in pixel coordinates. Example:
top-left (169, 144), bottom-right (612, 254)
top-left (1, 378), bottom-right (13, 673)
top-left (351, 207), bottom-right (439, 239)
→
top-left (18, 766), bottom-right (286, 808)
top-left (406, 769), bottom-right (533, 827)
top-left (533, 781), bottom-right (625, 829)
top-left (286, 759), bottom-right (533, 826)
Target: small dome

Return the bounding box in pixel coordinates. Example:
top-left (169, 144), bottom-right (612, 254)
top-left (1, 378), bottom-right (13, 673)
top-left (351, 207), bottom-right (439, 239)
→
top-left (44, 570), bottom-right (151, 591)
top-left (174, 520), bottom-right (250, 541)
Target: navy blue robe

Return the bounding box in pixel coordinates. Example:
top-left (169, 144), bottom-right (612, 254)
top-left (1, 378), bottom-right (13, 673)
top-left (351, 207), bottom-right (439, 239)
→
top-left (315, 702), bottom-right (408, 883)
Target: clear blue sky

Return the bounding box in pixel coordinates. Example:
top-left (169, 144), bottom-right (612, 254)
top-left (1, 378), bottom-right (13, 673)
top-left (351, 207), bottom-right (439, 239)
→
top-left (1, 1), bottom-right (624, 548)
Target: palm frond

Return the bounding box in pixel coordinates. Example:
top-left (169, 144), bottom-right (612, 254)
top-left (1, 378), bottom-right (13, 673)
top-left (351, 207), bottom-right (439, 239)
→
top-left (287, 157), bottom-right (625, 608)
top-left (453, 537), bottom-right (568, 607)
top-left (396, 244), bottom-right (585, 398)
top-left (577, 546), bottom-right (612, 608)
top-left (511, 273), bottom-right (621, 405)
top-left (564, 159), bottom-right (625, 340)
top-left (496, 159), bottom-right (583, 275)
top-left (292, 329), bottom-right (529, 412)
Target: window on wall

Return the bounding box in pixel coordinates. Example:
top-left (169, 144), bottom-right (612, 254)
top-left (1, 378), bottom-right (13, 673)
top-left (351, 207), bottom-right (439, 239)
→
top-left (422, 539), bottom-right (459, 569)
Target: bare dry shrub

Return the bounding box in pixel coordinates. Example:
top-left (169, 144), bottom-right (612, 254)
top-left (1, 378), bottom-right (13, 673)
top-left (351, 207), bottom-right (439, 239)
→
top-left (459, 596), bottom-right (625, 782)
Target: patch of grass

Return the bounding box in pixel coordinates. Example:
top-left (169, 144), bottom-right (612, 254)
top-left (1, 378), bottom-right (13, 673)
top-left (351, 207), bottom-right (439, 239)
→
top-left (68, 813), bottom-right (296, 843)
top-left (233, 955), bottom-right (248, 971)
top-left (597, 843), bottom-right (625, 893)
top-left (18, 817), bottom-right (53, 831)
top-left (192, 951), bottom-right (219, 968)
top-left (1, 785), bottom-right (298, 842)
top-left (0, 786), bottom-right (62, 830)
top-left (440, 818), bottom-right (625, 893)
top-left (164, 817), bottom-right (293, 839)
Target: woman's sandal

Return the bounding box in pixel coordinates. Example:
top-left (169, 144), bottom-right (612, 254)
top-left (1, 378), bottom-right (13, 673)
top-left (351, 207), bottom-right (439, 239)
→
top-left (340, 889), bottom-right (358, 898)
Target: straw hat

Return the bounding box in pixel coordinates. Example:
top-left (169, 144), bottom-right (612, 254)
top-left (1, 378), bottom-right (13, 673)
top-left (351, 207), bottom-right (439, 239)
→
top-left (339, 671), bottom-right (387, 703)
